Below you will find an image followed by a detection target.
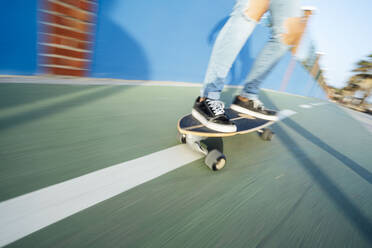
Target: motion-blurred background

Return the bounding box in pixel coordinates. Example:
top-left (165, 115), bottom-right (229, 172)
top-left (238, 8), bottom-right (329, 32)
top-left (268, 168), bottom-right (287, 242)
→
top-left (2, 0), bottom-right (371, 109)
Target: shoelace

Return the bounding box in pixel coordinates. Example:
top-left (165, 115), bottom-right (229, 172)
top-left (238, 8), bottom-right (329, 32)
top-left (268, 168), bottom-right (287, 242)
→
top-left (206, 99), bottom-right (225, 115)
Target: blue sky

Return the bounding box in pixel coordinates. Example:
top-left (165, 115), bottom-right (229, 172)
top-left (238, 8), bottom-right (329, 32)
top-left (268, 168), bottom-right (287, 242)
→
top-left (300, 0), bottom-right (372, 88)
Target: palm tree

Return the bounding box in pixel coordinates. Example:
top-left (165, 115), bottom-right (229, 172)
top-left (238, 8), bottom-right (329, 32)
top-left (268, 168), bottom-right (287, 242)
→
top-left (345, 54), bottom-right (372, 105)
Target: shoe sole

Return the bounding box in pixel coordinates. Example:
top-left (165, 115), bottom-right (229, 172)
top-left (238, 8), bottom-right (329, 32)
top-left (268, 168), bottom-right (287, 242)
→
top-left (230, 104), bottom-right (278, 121)
top-left (191, 109), bottom-right (237, 133)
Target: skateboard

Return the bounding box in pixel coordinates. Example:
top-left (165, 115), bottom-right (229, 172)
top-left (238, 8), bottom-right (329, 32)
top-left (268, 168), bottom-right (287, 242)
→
top-left (177, 108), bottom-right (276, 171)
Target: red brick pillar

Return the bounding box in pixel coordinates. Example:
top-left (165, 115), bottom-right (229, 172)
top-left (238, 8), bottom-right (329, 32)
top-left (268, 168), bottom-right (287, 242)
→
top-left (39, 0), bottom-right (97, 76)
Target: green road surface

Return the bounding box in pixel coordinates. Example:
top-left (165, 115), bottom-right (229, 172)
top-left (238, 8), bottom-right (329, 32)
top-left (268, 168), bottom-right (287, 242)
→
top-left (1, 79), bottom-right (372, 247)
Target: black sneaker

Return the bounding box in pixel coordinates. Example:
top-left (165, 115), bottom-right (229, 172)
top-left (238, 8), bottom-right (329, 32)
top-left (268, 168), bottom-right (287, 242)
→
top-left (192, 97), bottom-right (237, 132)
top-left (230, 96), bottom-right (278, 121)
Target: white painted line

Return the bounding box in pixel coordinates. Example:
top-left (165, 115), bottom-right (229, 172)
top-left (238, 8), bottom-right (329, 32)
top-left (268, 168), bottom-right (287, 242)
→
top-left (0, 145), bottom-right (203, 247)
top-left (310, 102), bottom-right (327, 106)
top-left (299, 104), bottom-right (312, 109)
top-left (278, 109), bottom-right (297, 120)
top-left (275, 174), bottom-right (285, 180)
top-left (0, 107), bottom-right (297, 246)
top-left (0, 76), bottom-right (203, 87)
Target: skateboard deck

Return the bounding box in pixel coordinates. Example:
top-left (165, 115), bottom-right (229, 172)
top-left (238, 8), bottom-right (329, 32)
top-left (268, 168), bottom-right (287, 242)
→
top-left (178, 108), bottom-right (275, 137)
top-left (177, 108), bottom-right (277, 171)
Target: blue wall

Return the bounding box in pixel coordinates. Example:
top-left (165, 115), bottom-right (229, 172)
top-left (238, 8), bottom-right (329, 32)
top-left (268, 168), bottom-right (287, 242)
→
top-left (0, 0), bottom-right (325, 99)
top-left (91, 0), bottom-right (268, 83)
top-left (0, 0), bottom-right (38, 75)
top-left (92, 0), bottom-right (326, 99)
top-left (92, 0), bottom-right (236, 81)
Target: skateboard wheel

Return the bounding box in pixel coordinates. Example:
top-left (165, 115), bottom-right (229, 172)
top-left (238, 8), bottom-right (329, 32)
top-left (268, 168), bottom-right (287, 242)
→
top-left (261, 128), bottom-right (274, 141)
top-left (177, 132), bottom-right (187, 144)
top-left (205, 149), bottom-right (226, 171)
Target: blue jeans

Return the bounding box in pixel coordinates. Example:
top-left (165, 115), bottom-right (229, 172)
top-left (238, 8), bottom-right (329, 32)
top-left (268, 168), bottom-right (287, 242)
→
top-left (201, 0), bottom-right (301, 100)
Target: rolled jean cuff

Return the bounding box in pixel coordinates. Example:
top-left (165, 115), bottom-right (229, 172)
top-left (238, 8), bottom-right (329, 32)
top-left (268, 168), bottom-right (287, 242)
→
top-left (200, 90), bottom-right (221, 100)
top-left (239, 92), bottom-right (258, 100)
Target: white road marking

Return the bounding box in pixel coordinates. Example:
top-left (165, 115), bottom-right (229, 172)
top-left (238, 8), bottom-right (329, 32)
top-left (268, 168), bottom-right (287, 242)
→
top-left (299, 104), bottom-right (312, 109)
top-left (310, 102), bottom-right (328, 106)
top-left (0, 145), bottom-right (203, 247)
top-left (277, 109), bottom-right (297, 120)
top-left (0, 76), bottom-right (203, 87)
top-left (275, 174), bottom-right (285, 180)
top-left (0, 108), bottom-right (297, 246)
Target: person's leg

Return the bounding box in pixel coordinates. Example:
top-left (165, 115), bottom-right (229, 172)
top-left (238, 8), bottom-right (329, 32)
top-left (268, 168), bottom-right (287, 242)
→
top-left (240, 0), bottom-right (303, 100)
top-left (230, 0), bottom-right (303, 120)
top-left (239, 37), bottom-right (290, 100)
top-left (201, 0), bottom-right (270, 100)
top-left (193, 0), bottom-right (271, 132)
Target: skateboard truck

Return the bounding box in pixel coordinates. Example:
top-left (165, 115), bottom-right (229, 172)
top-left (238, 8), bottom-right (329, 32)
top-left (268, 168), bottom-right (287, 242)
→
top-left (177, 133), bottom-right (226, 171)
top-left (257, 128), bottom-right (274, 141)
